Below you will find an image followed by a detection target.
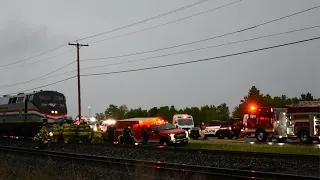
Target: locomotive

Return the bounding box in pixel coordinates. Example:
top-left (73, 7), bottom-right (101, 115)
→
top-left (0, 90), bottom-right (67, 138)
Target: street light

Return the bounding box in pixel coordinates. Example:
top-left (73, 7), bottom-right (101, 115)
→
top-left (88, 106), bottom-right (91, 117)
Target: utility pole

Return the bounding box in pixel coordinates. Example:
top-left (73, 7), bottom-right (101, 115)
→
top-left (68, 42), bottom-right (88, 121)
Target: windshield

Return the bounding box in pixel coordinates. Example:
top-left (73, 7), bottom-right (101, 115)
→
top-left (177, 118), bottom-right (194, 126)
top-left (159, 123), bottom-right (175, 130)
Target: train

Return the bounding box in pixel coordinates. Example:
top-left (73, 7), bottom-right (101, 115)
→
top-left (0, 90), bottom-right (67, 138)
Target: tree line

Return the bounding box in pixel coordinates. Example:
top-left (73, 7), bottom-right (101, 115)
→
top-left (91, 86), bottom-right (318, 126)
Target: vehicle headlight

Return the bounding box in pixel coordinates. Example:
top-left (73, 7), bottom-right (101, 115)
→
top-left (169, 134), bottom-right (175, 140)
top-left (185, 131), bottom-right (189, 138)
top-left (188, 129), bottom-right (191, 134)
top-left (49, 132), bottom-right (53, 137)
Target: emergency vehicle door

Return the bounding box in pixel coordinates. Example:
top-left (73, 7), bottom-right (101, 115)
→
top-left (150, 125), bottom-right (160, 143)
top-left (310, 115), bottom-right (320, 137)
top-left (278, 112), bottom-right (287, 136)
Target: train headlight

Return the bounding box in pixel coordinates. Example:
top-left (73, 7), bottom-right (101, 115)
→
top-left (54, 111), bottom-right (58, 114)
top-left (51, 110), bottom-right (54, 114)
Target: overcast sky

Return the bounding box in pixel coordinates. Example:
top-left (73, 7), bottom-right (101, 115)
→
top-left (0, 0), bottom-right (319, 117)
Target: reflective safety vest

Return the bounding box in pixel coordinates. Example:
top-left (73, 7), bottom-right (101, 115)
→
top-left (84, 125), bottom-right (91, 136)
top-left (62, 123), bottom-right (71, 136)
top-left (52, 124), bottom-right (60, 136)
top-left (69, 124), bottom-right (76, 136)
top-left (77, 124), bottom-right (86, 136)
top-left (94, 126), bottom-right (102, 138)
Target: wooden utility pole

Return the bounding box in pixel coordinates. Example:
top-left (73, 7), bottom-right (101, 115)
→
top-left (68, 42), bottom-right (88, 121)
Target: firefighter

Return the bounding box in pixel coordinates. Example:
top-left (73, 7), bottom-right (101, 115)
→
top-left (118, 134), bottom-right (124, 144)
top-left (92, 124), bottom-right (103, 144)
top-left (33, 122), bottom-right (49, 149)
top-left (107, 125), bottom-right (115, 144)
top-left (142, 127), bottom-right (148, 144)
top-left (83, 121), bottom-right (91, 143)
top-left (51, 121), bottom-right (60, 143)
top-left (174, 121), bottom-right (179, 128)
top-left (62, 120), bottom-right (71, 143)
top-left (77, 120), bottom-right (86, 143)
top-left (69, 120), bottom-right (76, 144)
top-left (123, 126), bottom-right (133, 144)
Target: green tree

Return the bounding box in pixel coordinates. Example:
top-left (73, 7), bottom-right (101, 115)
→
top-left (104, 104), bottom-right (118, 119)
top-left (95, 113), bottom-right (105, 120)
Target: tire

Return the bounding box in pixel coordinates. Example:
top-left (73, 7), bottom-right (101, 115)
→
top-left (299, 130), bottom-right (312, 144)
top-left (217, 132), bottom-right (224, 139)
top-left (255, 129), bottom-right (267, 142)
top-left (160, 138), bottom-right (169, 146)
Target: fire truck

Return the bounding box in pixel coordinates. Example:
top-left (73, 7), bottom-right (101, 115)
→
top-left (114, 117), bottom-right (189, 146)
top-left (244, 101), bottom-right (320, 144)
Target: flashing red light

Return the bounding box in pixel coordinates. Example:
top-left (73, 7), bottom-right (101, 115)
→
top-left (183, 115), bottom-right (188, 119)
top-left (250, 105), bottom-right (256, 111)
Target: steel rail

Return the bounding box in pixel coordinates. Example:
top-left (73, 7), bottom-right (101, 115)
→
top-left (0, 138), bottom-right (318, 162)
top-left (0, 145), bottom-right (318, 180)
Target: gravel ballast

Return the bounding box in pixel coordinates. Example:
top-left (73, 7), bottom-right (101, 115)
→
top-left (1, 139), bottom-right (319, 177)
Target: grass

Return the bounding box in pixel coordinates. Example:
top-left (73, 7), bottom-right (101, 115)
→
top-left (188, 140), bottom-right (320, 156)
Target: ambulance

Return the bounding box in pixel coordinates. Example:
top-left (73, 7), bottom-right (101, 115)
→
top-left (114, 117), bottom-right (189, 146)
top-left (172, 114), bottom-right (194, 132)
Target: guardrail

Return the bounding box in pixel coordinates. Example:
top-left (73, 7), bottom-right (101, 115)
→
top-left (0, 145), bottom-right (318, 180)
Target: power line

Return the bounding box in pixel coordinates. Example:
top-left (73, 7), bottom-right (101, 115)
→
top-left (0, 0), bottom-right (212, 68)
top-left (1, 76), bottom-right (76, 96)
top-left (3, 24), bottom-right (318, 88)
top-left (73, 0), bottom-right (211, 42)
top-left (0, 44), bottom-right (67, 68)
top-left (89, 0), bottom-right (244, 44)
top-left (0, 61), bottom-right (76, 87)
top-left (81, 25), bottom-right (320, 69)
top-left (4, 35), bottom-right (317, 96)
top-left (0, 48), bottom-right (74, 71)
top-left (82, 4), bottom-right (320, 62)
top-left (80, 36), bottom-right (320, 77)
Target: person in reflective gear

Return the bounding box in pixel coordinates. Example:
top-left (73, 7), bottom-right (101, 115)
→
top-left (174, 121), bottom-right (179, 128)
top-left (107, 125), bottom-right (115, 144)
top-left (51, 121), bottom-right (60, 143)
top-left (118, 134), bottom-right (124, 144)
top-left (92, 124), bottom-right (103, 144)
top-left (83, 121), bottom-right (91, 143)
top-left (68, 120), bottom-right (76, 143)
top-left (77, 120), bottom-right (86, 143)
top-left (62, 120), bottom-right (71, 143)
top-left (33, 122), bottom-right (49, 149)
top-left (123, 126), bottom-right (133, 144)
top-left (142, 127), bottom-right (148, 144)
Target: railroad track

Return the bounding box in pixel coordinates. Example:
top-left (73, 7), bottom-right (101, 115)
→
top-left (0, 138), bottom-right (319, 162)
top-left (0, 145), bottom-right (318, 180)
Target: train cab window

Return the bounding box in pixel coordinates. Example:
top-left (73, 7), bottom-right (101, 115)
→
top-left (53, 95), bottom-right (64, 101)
top-left (8, 98), bottom-right (12, 104)
top-left (16, 97), bottom-right (24, 103)
top-left (29, 95), bottom-right (34, 101)
top-left (12, 97), bottom-right (17, 104)
top-left (39, 95), bottom-right (51, 101)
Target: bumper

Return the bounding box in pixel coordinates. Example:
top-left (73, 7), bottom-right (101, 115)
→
top-left (171, 137), bottom-right (189, 144)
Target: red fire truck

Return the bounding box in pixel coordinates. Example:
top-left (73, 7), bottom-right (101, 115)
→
top-left (114, 117), bottom-right (189, 146)
top-left (243, 101), bottom-right (320, 144)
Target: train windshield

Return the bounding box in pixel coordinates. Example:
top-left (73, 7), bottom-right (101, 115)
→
top-left (33, 91), bottom-right (67, 114)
